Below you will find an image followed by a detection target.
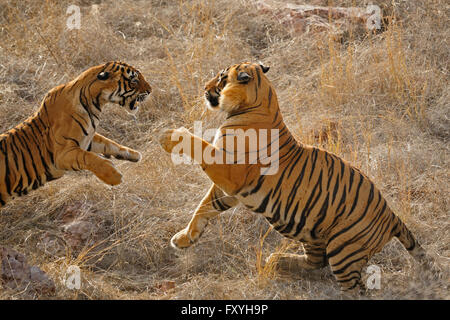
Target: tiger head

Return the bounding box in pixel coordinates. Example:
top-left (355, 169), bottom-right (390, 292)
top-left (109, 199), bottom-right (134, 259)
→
top-left (78, 61), bottom-right (152, 114)
top-left (204, 62), bottom-right (270, 114)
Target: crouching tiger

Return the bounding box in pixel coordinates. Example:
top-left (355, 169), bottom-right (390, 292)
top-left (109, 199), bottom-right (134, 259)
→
top-left (0, 61), bottom-right (151, 208)
top-left (158, 62), bottom-right (437, 292)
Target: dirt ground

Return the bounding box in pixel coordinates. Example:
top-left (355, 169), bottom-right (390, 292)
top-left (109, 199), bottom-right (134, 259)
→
top-left (0, 0), bottom-right (448, 299)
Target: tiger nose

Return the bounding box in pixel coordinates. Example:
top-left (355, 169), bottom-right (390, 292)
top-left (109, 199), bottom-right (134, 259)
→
top-left (141, 82), bottom-right (152, 95)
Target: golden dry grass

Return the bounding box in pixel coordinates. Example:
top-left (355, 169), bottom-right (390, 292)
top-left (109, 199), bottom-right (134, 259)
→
top-left (0, 0), bottom-right (448, 299)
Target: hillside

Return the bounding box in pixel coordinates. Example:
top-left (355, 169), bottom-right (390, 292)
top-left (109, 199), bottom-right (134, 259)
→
top-left (0, 0), bottom-right (448, 299)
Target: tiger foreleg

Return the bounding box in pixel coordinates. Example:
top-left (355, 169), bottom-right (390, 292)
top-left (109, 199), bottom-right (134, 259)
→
top-left (171, 184), bottom-right (238, 249)
top-left (91, 133), bottom-right (141, 162)
top-left (56, 147), bottom-right (122, 185)
top-left (158, 127), bottom-right (245, 194)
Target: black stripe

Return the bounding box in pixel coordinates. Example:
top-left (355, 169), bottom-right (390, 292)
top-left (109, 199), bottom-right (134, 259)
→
top-left (331, 256), bottom-right (367, 275)
top-left (1, 139), bottom-right (12, 195)
top-left (311, 193), bottom-right (330, 239)
top-left (327, 199), bottom-right (385, 260)
top-left (16, 131), bottom-right (42, 187)
top-left (272, 109), bottom-right (279, 124)
top-left (326, 155), bottom-right (335, 190)
top-left (253, 79), bottom-right (258, 104)
top-left (79, 88), bottom-right (96, 129)
top-left (334, 189), bottom-right (383, 253)
top-left (254, 190), bottom-right (273, 213)
top-left (271, 164), bottom-right (289, 200)
top-left (12, 134), bottom-right (32, 185)
top-left (362, 211), bottom-right (393, 250)
top-left (21, 127), bottom-right (47, 184)
top-left (291, 171), bottom-right (324, 237)
top-left (308, 148), bottom-right (319, 181)
top-left (278, 202), bottom-right (299, 235)
top-left (23, 121), bottom-right (53, 182)
top-left (281, 170), bottom-right (322, 235)
top-left (211, 189), bottom-right (230, 211)
top-left (15, 133), bottom-right (38, 184)
top-left (256, 67), bottom-right (261, 87)
top-left (340, 160), bottom-right (345, 180)
top-left (346, 174), bottom-right (364, 218)
top-left (284, 154), bottom-right (309, 215)
top-left (331, 174), bottom-right (340, 205)
top-left (15, 176), bottom-right (23, 196)
top-left (35, 116), bottom-right (46, 131)
top-left (337, 275), bottom-right (361, 283)
top-left (267, 201), bottom-right (282, 224)
top-left (9, 134), bottom-right (25, 196)
top-left (248, 175), bottom-right (266, 196)
top-left (92, 94), bottom-right (102, 112)
top-left (71, 115), bottom-right (89, 136)
top-left (62, 136), bottom-right (80, 147)
top-left (348, 168), bottom-right (355, 192)
top-left (267, 87), bottom-right (272, 109)
top-left (226, 103), bottom-right (262, 119)
top-left (287, 148), bottom-right (306, 178)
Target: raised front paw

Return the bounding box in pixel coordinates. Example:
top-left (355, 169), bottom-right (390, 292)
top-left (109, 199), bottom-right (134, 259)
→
top-left (158, 127), bottom-right (189, 154)
top-left (95, 160), bottom-right (123, 186)
top-left (170, 227), bottom-right (199, 249)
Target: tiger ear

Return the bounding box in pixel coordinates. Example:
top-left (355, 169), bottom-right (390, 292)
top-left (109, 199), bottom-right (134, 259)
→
top-left (237, 71), bottom-right (252, 82)
top-left (260, 64), bottom-right (270, 73)
top-left (97, 71), bottom-right (110, 80)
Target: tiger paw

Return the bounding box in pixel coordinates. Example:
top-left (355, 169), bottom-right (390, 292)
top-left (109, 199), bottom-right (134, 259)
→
top-left (158, 127), bottom-right (190, 154)
top-left (266, 253), bottom-right (322, 274)
top-left (95, 161), bottom-right (123, 186)
top-left (115, 148), bottom-right (142, 162)
top-left (127, 149), bottom-right (142, 162)
top-left (170, 227), bottom-right (198, 249)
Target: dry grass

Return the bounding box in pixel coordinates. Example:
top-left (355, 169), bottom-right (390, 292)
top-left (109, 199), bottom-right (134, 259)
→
top-left (0, 0), bottom-right (448, 299)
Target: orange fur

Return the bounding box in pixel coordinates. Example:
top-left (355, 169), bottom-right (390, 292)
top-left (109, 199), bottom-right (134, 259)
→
top-left (0, 61), bottom-right (151, 207)
top-left (160, 62), bottom-right (435, 292)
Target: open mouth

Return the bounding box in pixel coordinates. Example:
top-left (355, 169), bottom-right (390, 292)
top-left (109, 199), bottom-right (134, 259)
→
top-left (129, 98), bottom-right (138, 111)
top-left (205, 92), bottom-right (219, 108)
top-left (137, 93), bottom-right (148, 102)
top-left (129, 93), bottom-right (149, 111)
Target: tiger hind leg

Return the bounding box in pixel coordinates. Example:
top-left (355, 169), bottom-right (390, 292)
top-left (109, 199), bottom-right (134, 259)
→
top-left (325, 241), bottom-right (369, 293)
top-left (266, 243), bottom-right (327, 274)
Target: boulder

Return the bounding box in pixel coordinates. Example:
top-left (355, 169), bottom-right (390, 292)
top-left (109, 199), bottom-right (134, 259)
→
top-left (254, 0), bottom-right (382, 34)
top-left (0, 246), bottom-right (55, 296)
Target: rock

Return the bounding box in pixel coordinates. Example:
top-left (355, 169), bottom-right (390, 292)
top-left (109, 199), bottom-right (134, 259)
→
top-left (0, 247), bottom-right (55, 296)
top-left (37, 232), bottom-right (64, 256)
top-left (55, 202), bottom-right (108, 253)
top-left (48, 202), bottom-right (114, 268)
top-left (63, 220), bottom-right (97, 249)
top-left (254, 0), bottom-right (383, 35)
top-left (30, 266), bottom-right (55, 295)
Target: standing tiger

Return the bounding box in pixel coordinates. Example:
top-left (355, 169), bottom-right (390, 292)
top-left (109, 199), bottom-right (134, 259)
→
top-left (159, 62), bottom-right (435, 292)
top-left (0, 61), bottom-right (151, 208)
